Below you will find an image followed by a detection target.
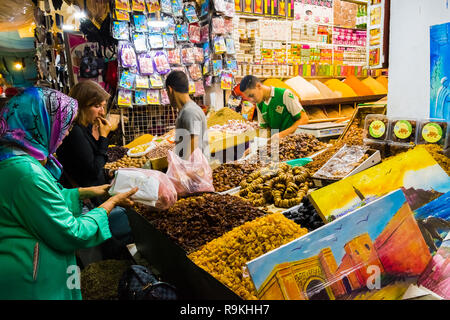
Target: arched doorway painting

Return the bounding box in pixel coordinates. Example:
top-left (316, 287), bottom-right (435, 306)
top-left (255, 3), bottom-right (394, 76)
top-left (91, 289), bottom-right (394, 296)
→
top-left (304, 277), bottom-right (334, 300)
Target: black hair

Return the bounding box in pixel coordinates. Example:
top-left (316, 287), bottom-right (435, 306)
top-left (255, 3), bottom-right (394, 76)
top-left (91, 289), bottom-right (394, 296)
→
top-left (165, 70), bottom-right (189, 94)
top-left (239, 75), bottom-right (261, 92)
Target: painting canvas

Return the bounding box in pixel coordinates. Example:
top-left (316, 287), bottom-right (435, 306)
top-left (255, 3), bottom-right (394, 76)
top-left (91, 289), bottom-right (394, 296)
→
top-left (430, 22), bottom-right (450, 121)
top-left (246, 190), bottom-right (432, 300)
top-left (308, 148), bottom-right (450, 223)
top-left (418, 233), bottom-right (450, 299)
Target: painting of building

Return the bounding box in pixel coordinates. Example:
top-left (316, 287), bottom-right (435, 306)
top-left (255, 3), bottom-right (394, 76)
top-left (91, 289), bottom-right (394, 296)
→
top-left (247, 190), bottom-right (432, 300)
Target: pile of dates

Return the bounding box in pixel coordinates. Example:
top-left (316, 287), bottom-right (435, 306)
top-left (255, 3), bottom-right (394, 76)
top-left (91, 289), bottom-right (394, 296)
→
top-left (213, 160), bottom-right (263, 192)
top-left (282, 198), bottom-right (325, 231)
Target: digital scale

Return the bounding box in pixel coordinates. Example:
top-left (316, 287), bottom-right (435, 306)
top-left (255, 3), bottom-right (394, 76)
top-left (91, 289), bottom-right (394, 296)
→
top-left (295, 122), bottom-right (347, 138)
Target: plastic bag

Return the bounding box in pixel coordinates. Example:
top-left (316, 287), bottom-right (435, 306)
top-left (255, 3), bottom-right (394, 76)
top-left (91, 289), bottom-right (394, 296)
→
top-left (110, 168), bottom-right (177, 210)
top-left (166, 149), bottom-right (214, 197)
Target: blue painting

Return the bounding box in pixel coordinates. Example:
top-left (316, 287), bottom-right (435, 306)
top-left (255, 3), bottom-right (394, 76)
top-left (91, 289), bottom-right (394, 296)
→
top-left (430, 22), bottom-right (450, 121)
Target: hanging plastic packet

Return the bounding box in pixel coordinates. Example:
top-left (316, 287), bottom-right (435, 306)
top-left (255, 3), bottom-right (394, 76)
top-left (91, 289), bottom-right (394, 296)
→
top-left (213, 36), bottom-right (226, 54)
top-left (114, 10), bottom-right (130, 21)
top-left (167, 48), bottom-right (181, 65)
top-left (147, 89), bottom-right (161, 105)
top-left (119, 70), bottom-right (136, 89)
top-left (225, 59), bottom-right (238, 74)
top-left (118, 89), bottom-right (133, 107)
top-left (163, 33), bottom-right (175, 49)
top-left (181, 47), bottom-right (195, 65)
top-left (193, 46), bottom-right (204, 64)
top-left (224, 18), bottom-right (233, 34)
top-left (188, 77), bottom-right (196, 95)
top-left (146, 0), bottom-right (161, 13)
top-left (212, 16), bottom-right (225, 35)
top-left (135, 89), bottom-right (148, 105)
top-left (162, 15), bottom-right (176, 34)
top-left (188, 64), bottom-right (202, 81)
top-left (203, 57), bottom-right (211, 75)
top-left (194, 80), bottom-right (205, 97)
top-left (204, 75), bottom-right (212, 87)
top-left (213, 0), bottom-right (226, 14)
top-left (132, 0), bottom-right (146, 11)
top-left (212, 59), bottom-right (223, 76)
top-left (225, 37), bottom-right (235, 54)
top-left (153, 51), bottom-right (171, 74)
top-left (133, 14), bottom-right (148, 32)
top-left (200, 0), bottom-right (210, 17)
top-left (184, 3), bottom-right (199, 23)
top-left (203, 41), bottom-right (210, 57)
top-left (149, 34), bottom-right (164, 49)
top-left (137, 53), bottom-right (154, 75)
top-left (115, 0), bottom-right (130, 11)
top-left (223, 0), bottom-right (235, 17)
top-left (133, 33), bottom-right (148, 52)
top-left (119, 41), bottom-right (137, 68)
top-left (149, 73), bottom-right (164, 88)
top-left (200, 24), bottom-right (209, 43)
top-left (112, 21), bottom-right (130, 40)
top-left (160, 89), bottom-right (170, 105)
top-left (160, 0), bottom-right (173, 15)
top-left (220, 72), bottom-right (233, 90)
top-left (171, 0), bottom-right (183, 17)
top-left (189, 23), bottom-right (201, 44)
top-left (176, 24), bottom-right (189, 42)
top-left (135, 74), bottom-right (150, 89)
top-left (148, 18), bottom-right (164, 33)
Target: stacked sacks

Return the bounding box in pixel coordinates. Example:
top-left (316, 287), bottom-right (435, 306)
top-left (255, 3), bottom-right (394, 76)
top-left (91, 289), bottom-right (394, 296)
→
top-left (284, 76), bottom-right (323, 100)
top-left (325, 79), bottom-right (358, 98)
top-left (362, 76), bottom-right (388, 95)
top-left (343, 75), bottom-right (374, 96)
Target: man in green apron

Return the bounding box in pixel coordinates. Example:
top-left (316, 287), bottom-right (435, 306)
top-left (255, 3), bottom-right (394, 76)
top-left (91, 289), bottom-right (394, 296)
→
top-left (240, 75), bottom-right (309, 142)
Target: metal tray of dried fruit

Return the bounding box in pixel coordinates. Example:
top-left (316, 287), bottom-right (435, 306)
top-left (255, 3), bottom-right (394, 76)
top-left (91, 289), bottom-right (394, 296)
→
top-left (126, 209), bottom-right (241, 300)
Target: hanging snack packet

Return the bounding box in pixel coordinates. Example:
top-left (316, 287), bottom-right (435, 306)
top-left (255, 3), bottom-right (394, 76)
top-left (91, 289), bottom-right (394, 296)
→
top-left (188, 64), bottom-right (202, 80)
top-left (153, 51), bottom-right (171, 74)
top-left (119, 71), bottom-right (136, 89)
top-left (200, 0), bottom-right (210, 17)
top-left (133, 33), bottom-right (148, 52)
top-left (188, 77), bottom-right (196, 95)
top-left (224, 18), bottom-right (233, 34)
top-left (160, 0), bottom-right (173, 14)
top-left (135, 74), bottom-right (150, 89)
top-left (203, 58), bottom-right (211, 75)
top-left (176, 24), bottom-right (189, 42)
top-left (213, 36), bottom-right (226, 54)
top-left (118, 89), bottom-right (133, 107)
top-left (162, 15), bottom-right (176, 34)
top-left (181, 47), bottom-right (196, 65)
top-left (146, 0), bottom-right (161, 13)
top-left (148, 18), bottom-right (164, 33)
top-left (149, 34), bottom-right (164, 49)
top-left (137, 53), bottom-right (154, 75)
top-left (203, 41), bottom-right (210, 57)
top-left (189, 23), bottom-right (201, 43)
top-left (160, 89), bottom-right (170, 105)
top-left (225, 37), bottom-right (235, 54)
top-left (147, 89), bottom-right (161, 105)
top-left (132, 0), bottom-right (146, 11)
top-left (114, 10), bottom-right (130, 21)
top-left (135, 89), bottom-right (148, 105)
top-left (204, 75), bottom-right (212, 87)
top-left (115, 0), bottom-right (130, 11)
top-left (225, 59), bottom-right (238, 74)
top-left (212, 16), bottom-right (225, 35)
top-left (184, 3), bottom-right (199, 23)
top-left (212, 59), bottom-right (223, 76)
top-left (149, 73), bottom-right (164, 88)
top-left (200, 24), bottom-right (209, 43)
top-left (163, 33), bottom-right (175, 49)
top-left (224, 0), bottom-right (235, 17)
top-left (213, 0), bottom-right (226, 14)
top-left (172, 0), bottom-right (183, 17)
top-left (167, 48), bottom-right (181, 65)
top-left (133, 14), bottom-right (148, 32)
top-left (193, 46), bottom-right (204, 63)
top-left (220, 72), bottom-right (233, 90)
top-left (112, 21), bottom-right (130, 40)
top-left (119, 42), bottom-right (137, 68)
top-left (194, 80), bottom-right (205, 97)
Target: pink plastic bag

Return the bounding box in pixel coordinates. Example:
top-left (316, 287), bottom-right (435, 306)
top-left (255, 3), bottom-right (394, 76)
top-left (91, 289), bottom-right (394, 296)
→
top-left (166, 148), bottom-right (215, 197)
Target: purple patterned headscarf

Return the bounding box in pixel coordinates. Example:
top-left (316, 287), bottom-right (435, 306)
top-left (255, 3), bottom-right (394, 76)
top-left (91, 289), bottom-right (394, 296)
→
top-left (0, 87), bottom-right (78, 179)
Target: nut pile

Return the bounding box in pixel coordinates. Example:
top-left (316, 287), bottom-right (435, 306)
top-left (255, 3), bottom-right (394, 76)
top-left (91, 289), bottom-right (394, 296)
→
top-left (139, 193), bottom-right (267, 254)
top-left (282, 198), bottom-right (325, 231)
top-left (104, 155), bottom-right (148, 172)
top-left (145, 142), bottom-right (174, 159)
top-left (239, 162), bottom-right (312, 208)
top-left (106, 146), bottom-right (129, 163)
top-left (188, 213), bottom-right (308, 300)
top-left (213, 160), bottom-right (263, 192)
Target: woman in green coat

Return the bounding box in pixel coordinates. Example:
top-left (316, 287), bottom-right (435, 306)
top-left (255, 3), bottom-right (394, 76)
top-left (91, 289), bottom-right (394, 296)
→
top-left (0, 87), bottom-right (137, 299)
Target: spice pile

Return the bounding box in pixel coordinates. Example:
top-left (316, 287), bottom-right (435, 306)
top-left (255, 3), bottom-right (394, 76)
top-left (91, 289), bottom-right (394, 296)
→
top-left (213, 160), bottom-right (263, 192)
top-left (239, 162), bottom-right (312, 208)
top-left (207, 107), bottom-right (245, 127)
top-left (139, 193), bottom-right (267, 254)
top-left (188, 213), bottom-right (308, 300)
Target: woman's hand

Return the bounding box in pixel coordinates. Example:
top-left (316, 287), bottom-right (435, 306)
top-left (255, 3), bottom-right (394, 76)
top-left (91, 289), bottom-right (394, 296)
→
top-left (99, 187), bottom-right (139, 214)
top-left (97, 117), bottom-right (112, 138)
top-left (78, 184), bottom-right (110, 200)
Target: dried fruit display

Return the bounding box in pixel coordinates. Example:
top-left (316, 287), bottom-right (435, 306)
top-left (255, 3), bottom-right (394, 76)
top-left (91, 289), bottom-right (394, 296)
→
top-left (282, 198), bottom-right (325, 231)
top-left (104, 155), bottom-right (148, 172)
top-left (138, 193), bottom-right (267, 253)
top-left (239, 163), bottom-right (312, 208)
top-left (188, 213), bottom-right (308, 300)
top-left (145, 142), bottom-right (174, 159)
top-left (213, 160), bottom-right (263, 192)
top-left (106, 146), bottom-right (129, 163)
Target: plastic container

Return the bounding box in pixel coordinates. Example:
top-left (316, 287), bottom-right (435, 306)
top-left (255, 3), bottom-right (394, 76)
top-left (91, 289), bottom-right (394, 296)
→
top-left (388, 118), bottom-right (418, 145)
top-left (417, 119), bottom-right (449, 148)
top-left (363, 114), bottom-right (389, 142)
